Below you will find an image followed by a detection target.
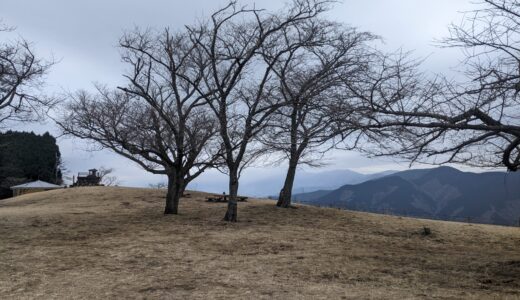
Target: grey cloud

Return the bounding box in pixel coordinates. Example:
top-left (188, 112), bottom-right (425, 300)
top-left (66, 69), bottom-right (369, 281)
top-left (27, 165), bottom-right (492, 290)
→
top-left (2, 0), bottom-right (484, 189)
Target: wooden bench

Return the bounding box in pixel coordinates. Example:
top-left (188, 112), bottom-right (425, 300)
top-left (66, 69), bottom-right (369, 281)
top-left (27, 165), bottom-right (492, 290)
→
top-left (206, 195), bottom-right (248, 202)
top-left (206, 196), bottom-right (225, 203)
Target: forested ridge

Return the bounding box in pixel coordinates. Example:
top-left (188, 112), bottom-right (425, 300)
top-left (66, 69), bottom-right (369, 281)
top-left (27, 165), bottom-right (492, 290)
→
top-left (0, 131), bottom-right (62, 199)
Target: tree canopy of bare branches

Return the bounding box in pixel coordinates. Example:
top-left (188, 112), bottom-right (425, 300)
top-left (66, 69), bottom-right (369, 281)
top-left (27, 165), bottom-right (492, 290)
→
top-left (97, 166), bottom-right (120, 186)
top-left (260, 19), bottom-right (377, 208)
top-left (347, 0), bottom-right (520, 172)
top-left (58, 29), bottom-right (220, 214)
top-left (0, 23), bottom-right (55, 125)
top-left (186, 0), bottom-right (335, 221)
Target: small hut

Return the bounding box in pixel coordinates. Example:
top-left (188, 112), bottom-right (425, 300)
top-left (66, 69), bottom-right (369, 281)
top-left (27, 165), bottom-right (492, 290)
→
top-left (10, 180), bottom-right (63, 197)
top-left (72, 169), bottom-right (102, 186)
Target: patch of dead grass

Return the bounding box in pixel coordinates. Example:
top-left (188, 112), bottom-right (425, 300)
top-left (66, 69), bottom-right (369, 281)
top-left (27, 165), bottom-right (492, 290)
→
top-left (0, 187), bottom-right (519, 299)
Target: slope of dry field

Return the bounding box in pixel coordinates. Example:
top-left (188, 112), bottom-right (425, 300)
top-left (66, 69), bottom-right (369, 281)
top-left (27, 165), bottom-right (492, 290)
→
top-left (0, 187), bottom-right (519, 299)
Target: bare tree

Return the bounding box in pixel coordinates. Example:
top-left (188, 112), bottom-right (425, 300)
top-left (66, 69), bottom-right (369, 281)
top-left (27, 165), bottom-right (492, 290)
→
top-left (149, 182), bottom-right (167, 189)
top-left (186, 0), bottom-right (334, 221)
top-left (58, 29), bottom-right (220, 214)
top-left (348, 0), bottom-right (520, 172)
top-left (97, 166), bottom-right (120, 186)
top-left (0, 23), bottom-right (55, 125)
top-left (261, 20), bottom-right (377, 208)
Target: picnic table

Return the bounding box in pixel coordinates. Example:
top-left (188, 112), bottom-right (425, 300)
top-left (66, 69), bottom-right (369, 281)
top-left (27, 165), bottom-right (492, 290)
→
top-left (206, 194), bottom-right (248, 203)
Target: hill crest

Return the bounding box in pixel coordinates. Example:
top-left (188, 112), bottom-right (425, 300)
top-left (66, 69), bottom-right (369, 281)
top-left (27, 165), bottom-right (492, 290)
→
top-left (1, 187), bottom-right (519, 299)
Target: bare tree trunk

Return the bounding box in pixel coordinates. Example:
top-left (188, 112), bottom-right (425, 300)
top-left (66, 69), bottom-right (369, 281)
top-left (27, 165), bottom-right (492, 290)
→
top-left (277, 106), bottom-right (299, 208)
top-left (164, 173), bottom-right (183, 215)
top-left (179, 183), bottom-right (187, 197)
top-left (277, 157), bottom-right (298, 208)
top-left (223, 168), bottom-right (239, 222)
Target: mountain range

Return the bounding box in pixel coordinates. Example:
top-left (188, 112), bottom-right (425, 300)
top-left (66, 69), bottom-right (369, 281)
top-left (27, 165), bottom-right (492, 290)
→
top-left (189, 169), bottom-right (396, 197)
top-left (293, 166), bottom-right (520, 226)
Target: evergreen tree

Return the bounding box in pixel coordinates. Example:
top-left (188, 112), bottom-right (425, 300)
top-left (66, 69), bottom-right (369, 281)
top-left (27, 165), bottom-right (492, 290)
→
top-left (0, 131), bottom-right (62, 198)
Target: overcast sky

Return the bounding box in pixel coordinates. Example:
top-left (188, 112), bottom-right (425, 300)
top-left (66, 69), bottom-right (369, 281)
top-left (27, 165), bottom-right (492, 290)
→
top-left (1, 0), bottom-right (482, 188)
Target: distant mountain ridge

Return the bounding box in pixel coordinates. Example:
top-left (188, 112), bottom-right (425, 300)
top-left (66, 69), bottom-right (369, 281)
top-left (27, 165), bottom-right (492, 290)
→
top-left (294, 166), bottom-right (520, 226)
top-left (190, 169), bottom-right (396, 197)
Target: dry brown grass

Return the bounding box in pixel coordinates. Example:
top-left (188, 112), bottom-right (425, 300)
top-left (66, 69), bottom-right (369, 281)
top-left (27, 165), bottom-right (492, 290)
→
top-left (0, 187), bottom-right (519, 299)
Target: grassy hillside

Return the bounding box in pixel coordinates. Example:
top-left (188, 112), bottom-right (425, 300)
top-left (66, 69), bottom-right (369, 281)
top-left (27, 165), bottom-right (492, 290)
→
top-left (1, 187), bottom-right (519, 299)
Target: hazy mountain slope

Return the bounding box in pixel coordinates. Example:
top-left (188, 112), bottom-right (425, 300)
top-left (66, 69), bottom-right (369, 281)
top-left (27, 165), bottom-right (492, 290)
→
top-left (193, 169), bottom-right (397, 197)
top-left (248, 169), bottom-right (367, 196)
top-left (282, 169), bottom-right (397, 198)
top-left (362, 170), bottom-right (399, 182)
top-left (291, 189), bottom-right (331, 202)
top-left (313, 175), bottom-right (438, 217)
top-left (298, 166), bottom-right (520, 226)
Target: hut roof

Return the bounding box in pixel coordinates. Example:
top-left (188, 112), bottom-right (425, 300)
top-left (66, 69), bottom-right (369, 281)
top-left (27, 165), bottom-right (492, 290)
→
top-left (10, 180), bottom-right (63, 190)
